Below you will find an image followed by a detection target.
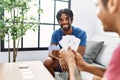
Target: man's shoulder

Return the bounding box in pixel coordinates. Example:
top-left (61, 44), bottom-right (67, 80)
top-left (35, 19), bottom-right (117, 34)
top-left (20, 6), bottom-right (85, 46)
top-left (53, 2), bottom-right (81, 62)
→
top-left (72, 26), bottom-right (86, 33)
top-left (53, 28), bottom-right (61, 34)
top-left (52, 28), bottom-right (62, 37)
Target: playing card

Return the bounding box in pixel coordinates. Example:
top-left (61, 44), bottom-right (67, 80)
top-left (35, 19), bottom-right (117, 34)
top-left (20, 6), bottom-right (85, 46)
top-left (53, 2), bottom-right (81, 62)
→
top-left (59, 35), bottom-right (81, 51)
top-left (22, 74), bottom-right (34, 79)
top-left (19, 64), bottom-right (29, 69)
top-left (48, 45), bottom-right (60, 53)
top-left (69, 36), bottom-right (80, 51)
top-left (59, 38), bottom-right (69, 50)
top-left (21, 71), bottom-right (32, 75)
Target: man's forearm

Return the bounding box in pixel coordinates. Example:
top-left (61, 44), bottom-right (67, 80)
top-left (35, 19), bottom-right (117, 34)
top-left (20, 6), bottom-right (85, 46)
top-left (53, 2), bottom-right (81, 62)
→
top-left (77, 46), bottom-right (85, 56)
top-left (49, 50), bottom-right (60, 60)
top-left (83, 63), bottom-right (106, 77)
top-left (68, 59), bottom-right (81, 80)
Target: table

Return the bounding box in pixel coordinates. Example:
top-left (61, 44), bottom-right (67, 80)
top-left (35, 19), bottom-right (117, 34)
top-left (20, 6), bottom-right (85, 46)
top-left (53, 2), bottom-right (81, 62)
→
top-left (0, 61), bottom-right (55, 80)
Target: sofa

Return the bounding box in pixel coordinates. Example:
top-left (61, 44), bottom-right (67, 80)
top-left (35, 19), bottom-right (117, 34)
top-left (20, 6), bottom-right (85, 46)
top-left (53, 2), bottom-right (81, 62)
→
top-left (55, 33), bottom-right (120, 80)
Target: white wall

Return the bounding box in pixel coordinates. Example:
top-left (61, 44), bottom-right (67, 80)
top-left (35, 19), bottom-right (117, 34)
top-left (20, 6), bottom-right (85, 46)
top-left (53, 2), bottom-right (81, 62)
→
top-left (71, 0), bottom-right (97, 39)
top-left (71, 0), bottom-right (118, 38)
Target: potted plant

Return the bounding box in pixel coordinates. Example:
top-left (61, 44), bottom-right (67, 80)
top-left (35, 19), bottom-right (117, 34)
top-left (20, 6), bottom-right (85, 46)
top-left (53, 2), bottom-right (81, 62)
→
top-left (0, 0), bottom-right (42, 62)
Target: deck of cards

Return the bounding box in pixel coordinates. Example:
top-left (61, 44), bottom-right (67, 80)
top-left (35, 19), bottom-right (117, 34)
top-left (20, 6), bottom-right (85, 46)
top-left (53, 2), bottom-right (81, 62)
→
top-left (48, 45), bottom-right (60, 53)
top-left (48, 45), bottom-right (60, 59)
top-left (59, 35), bottom-right (81, 51)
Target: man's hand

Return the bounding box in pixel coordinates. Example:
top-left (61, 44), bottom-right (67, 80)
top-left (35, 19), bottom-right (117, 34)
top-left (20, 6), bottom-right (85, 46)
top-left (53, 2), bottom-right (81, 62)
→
top-left (59, 47), bottom-right (81, 80)
top-left (59, 47), bottom-right (76, 72)
top-left (59, 59), bottom-right (68, 72)
top-left (49, 50), bottom-right (60, 60)
top-left (59, 47), bottom-right (76, 62)
top-left (74, 52), bottom-right (86, 71)
top-left (59, 47), bottom-right (87, 71)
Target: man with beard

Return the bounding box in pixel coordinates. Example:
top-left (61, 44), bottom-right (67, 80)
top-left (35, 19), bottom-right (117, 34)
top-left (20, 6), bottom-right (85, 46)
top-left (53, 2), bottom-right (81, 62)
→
top-left (59, 0), bottom-right (120, 80)
top-left (43, 8), bottom-right (87, 77)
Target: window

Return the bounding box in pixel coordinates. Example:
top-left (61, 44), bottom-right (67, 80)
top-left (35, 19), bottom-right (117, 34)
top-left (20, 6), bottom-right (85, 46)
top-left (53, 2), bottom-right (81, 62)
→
top-left (1, 0), bottom-right (71, 51)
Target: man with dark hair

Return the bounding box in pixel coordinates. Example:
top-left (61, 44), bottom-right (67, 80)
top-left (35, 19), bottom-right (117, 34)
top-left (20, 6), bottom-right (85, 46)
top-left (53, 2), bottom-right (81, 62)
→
top-left (59, 0), bottom-right (120, 80)
top-left (43, 8), bottom-right (87, 77)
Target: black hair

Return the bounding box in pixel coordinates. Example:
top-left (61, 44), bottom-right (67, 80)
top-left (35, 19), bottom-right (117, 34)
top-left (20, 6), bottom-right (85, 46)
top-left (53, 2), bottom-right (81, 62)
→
top-left (56, 8), bottom-right (74, 21)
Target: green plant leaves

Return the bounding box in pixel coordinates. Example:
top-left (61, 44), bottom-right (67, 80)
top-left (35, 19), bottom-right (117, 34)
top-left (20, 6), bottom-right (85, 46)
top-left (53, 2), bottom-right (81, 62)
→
top-left (0, 0), bottom-right (40, 40)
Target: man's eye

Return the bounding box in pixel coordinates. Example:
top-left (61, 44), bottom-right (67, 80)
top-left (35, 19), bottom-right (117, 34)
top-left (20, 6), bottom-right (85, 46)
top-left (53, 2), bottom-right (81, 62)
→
top-left (66, 18), bottom-right (69, 20)
top-left (59, 19), bottom-right (63, 22)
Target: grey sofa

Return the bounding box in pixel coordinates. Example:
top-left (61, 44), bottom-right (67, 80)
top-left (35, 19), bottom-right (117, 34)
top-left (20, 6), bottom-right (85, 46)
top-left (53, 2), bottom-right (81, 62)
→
top-left (81, 34), bottom-right (120, 80)
top-left (55, 34), bottom-right (120, 80)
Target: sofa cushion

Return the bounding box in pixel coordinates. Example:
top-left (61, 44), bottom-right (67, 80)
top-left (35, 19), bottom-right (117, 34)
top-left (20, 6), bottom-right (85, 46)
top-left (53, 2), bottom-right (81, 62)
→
top-left (90, 34), bottom-right (120, 67)
top-left (95, 43), bottom-right (119, 67)
top-left (84, 41), bottom-right (104, 63)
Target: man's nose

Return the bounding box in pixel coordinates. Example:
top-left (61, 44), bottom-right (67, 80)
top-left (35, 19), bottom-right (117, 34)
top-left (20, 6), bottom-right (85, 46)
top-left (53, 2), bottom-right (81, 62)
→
top-left (62, 19), bottom-right (67, 24)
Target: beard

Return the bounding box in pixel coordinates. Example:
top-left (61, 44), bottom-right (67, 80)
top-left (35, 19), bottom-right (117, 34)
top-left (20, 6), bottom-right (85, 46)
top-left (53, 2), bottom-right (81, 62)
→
top-left (102, 22), bottom-right (114, 32)
top-left (60, 24), bottom-right (71, 32)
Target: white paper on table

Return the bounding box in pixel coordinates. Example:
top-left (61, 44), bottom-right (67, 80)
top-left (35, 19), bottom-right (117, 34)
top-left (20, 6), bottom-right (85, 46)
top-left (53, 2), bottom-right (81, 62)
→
top-left (19, 68), bottom-right (30, 72)
top-left (22, 74), bottom-right (34, 79)
top-left (21, 71), bottom-right (33, 75)
top-left (19, 64), bottom-right (29, 69)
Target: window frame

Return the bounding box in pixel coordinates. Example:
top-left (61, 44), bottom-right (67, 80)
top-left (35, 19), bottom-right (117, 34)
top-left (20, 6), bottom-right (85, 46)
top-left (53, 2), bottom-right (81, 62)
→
top-left (0, 0), bottom-right (71, 52)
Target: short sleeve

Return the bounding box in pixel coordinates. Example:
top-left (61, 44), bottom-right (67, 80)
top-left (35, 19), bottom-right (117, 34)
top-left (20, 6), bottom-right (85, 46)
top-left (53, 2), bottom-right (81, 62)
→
top-left (103, 45), bottom-right (120, 80)
top-left (72, 26), bottom-right (87, 46)
top-left (51, 31), bottom-right (58, 44)
top-left (51, 29), bottom-right (62, 45)
top-left (79, 32), bottom-right (87, 46)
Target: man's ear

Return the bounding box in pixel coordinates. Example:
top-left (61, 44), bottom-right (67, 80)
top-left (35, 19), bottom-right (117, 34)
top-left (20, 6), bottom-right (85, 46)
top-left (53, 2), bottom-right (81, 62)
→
top-left (108, 0), bottom-right (120, 13)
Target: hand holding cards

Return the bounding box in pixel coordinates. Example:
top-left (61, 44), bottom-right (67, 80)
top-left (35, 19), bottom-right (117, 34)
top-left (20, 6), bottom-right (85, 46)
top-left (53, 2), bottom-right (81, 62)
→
top-left (48, 35), bottom-right (80, 59)
top-left (48, 45), bottom-right (60, 59)
top-left (48, 45), bottom-right (60, 53)
top-left (59, 35), bottom-right (81, 51)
